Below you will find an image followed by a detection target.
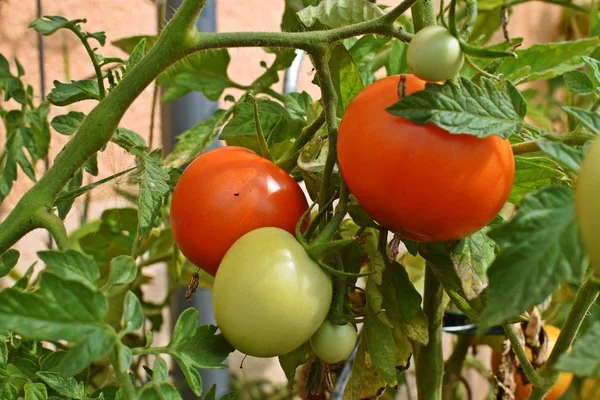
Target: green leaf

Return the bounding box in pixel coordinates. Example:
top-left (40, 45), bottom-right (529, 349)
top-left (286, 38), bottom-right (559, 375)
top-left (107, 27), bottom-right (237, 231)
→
top-left (36, 372), bottom-right (86, 399)
top-left (385, 40), bottom-right (409, 76)
top-left (86, 31), bottom-right (106, 46)
top-left (79, 208), bottom-right (138, 264)
top-left (27, 102), bottom-right (51, 159)
top-left (204, 385), bottom-right (217, 400)
top-left (564, 70), bottom-right (595, 95)
top-left (347, 35), bottom-right (388, 86)
top-left (152, 357), bottom-right (168, 383)
top-left (364, 307), bottom-right (397, 385)
top-left (283, 92), bottom-right (313, 117)
top-left (496, 38), bottom-right (600, 82)
top-left (387, 77), bottom-right (526, 139)
top-left (0, 131), bottom-right (37, 203)
top-left (104, 255), bottom-right (137, 289)
top-left (158, 50), bottom-right (232, 102)
top-left (47, 80), bottom-right (99, 106)
top-left (251, 48), bottom-right (297, 90)
top-left (112, 127), bottom-right (147, 154)
top-left (116, 343), bottom-right (133, 373)
top-left (557, 321), bottom-right (600, 376)
top-left (449, 230), bottom-right (496, 300)
top-left (164, 110), bottom-right (227, 168)
top-left (0, 55), bottom-right (25, 102)
top-left (24, 382), bottom-right (48, 400)
top-left (563, 106), bottom-right (600, 134)
top-left (583, 56), bottom-right (600, 85)
top-left (537, 140), bottom-right (584, 174)
top-left (0, 382), bottom-right (18, 400)
top-left (131, 150), bottom-right (170, 240)
top-left (220, 391), bottom-right (239, 400)
top-left (137, 383), bottom-right (182, 400)
top-left (29, 16), bottom-right (84, 35)
top-left (297, 0), bottom-right (384, 28)
top-left (220, 98), bottom-right (290, 139)
top-left (278, 342), bottom-right (314, 384)
top-left (480, 186), bottom-right (586, 331)
top-left (0, 249), bottom-right (19, 279)
top-left (0, 332), bottom-right (8, 365)
top-left (56, 169), bottom-right (83, 220)
top-left (49, 328), bottom-right (116, 377)
top-left (126, 38), bottom-right (147, 71)
top-left (343, 339), bottom-right (366, 400)
top-left (37, 250), bottom-right (100, 290)
top-left (329, 44), bottom-right (364, 115)
top-left (112, 35), bottom-right (157, 54)
top-left (122, 291), bottom-right (144, 334)
top-left (509, 156), bottom-right (564, 204)
top-left (51, 112), bottom-right (85, 135)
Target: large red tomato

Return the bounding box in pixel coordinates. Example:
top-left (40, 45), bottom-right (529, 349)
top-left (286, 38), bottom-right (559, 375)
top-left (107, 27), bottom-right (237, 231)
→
top-left (337, 74), bottom-right (515, 242)
top-left (170, 146), bottom-right (308, 275)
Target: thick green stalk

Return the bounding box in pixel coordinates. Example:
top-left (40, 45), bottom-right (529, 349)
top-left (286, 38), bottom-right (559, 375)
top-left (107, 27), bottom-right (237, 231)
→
top-left (529, 276), bottom-right (600, 400)
top-left (411, 0), bottom-right (437, 32)
top-left (416, 266), bottom-right (445, 400)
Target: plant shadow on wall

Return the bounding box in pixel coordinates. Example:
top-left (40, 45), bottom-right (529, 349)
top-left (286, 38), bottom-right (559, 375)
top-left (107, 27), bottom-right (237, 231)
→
top-left (1, 0), bottom-right (600, 399)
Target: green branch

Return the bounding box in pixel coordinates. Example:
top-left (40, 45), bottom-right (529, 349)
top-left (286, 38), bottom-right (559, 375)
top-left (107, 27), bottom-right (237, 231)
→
top-left (460, 0), bottom-right (478, 40)
top-left (70, 28), bottom-right (106, 100)
top-left (511, 133), bottom-right (595, 155)
top-left (112, 346), bottom-right (136, 398)
top-left (529, 276), bottom-right (600, 400)
top-left (36, 211), bottom-right (70, 251)
top-left (411, 0), bottom-right (437, 33)
top-left (416, 265), bottom-right (445, 400)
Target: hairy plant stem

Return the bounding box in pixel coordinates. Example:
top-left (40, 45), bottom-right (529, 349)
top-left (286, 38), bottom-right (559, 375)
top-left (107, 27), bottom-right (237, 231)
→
top-left (36, 211), bottom-right (70, 251)
top-left (460, 0), bottom-right (478, 40)
top-left (0, 0), bottom-right (416, 256)
top-left (70, 27), bottom-right (106, 100)
top-left (416, 265), bottom-right (445, 400)
top-left (442, 335), bottom-right (473, 400)
top-left (113, 346), bottom-right (136, 399)
top-left (511, 133), bottom-right (595, 155)
top-left (528, 276), bottom-right (600, 400)
top-left (411, 0), bottom-right (437, 32)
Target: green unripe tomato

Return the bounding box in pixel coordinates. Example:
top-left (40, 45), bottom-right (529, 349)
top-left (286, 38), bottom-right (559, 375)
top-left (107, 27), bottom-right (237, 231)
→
top-left (310, 320), bottom-right (357, 364)
top-left (576, 137), bottom-right (600, 271)
top-left (406, 25), bottom-right (464, 82)
top-left (213, 227), bottom-right (332, 358)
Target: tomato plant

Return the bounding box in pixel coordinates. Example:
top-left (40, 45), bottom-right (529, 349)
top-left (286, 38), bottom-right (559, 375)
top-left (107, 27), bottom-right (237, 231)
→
top-left (310, 320), bottom-right (357, 364)
top-left (338, 74), bottom-right (515, 242)
top-left (406, 25), bottom-right (464, 82)
top-left (576, 136), bottom-right (600, 272)
top-left (213, 227), bottom-right (332, 358)
top-left (170, 146), bottom-right (308, 275)
top-left (1, 0), bottom-right (600, 398)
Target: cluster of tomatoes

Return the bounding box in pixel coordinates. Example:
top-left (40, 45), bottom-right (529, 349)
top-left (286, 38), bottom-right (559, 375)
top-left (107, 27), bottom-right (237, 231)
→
top-left (166, 26), bottom-right (600, 400)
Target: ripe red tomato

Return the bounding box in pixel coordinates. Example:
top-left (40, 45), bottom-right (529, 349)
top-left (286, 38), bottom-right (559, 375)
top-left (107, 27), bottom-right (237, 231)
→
top-left (170, 146), bottom-right (308, 275)
top-left (337, 74), bottom-right (515, 242)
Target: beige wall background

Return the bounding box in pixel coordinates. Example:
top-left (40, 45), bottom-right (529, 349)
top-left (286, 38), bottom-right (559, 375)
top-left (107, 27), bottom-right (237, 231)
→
top-left (0, 0), bottom-right (565, 398)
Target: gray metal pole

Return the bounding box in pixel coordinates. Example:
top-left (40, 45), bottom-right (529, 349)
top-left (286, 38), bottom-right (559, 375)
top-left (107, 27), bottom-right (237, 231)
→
top-left (161, 1), bottom-right (227, 399)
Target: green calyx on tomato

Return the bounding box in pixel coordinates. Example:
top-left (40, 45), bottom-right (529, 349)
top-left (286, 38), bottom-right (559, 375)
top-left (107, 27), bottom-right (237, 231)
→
top-left (213, 227), bottom-right (333, 358)
top-left (337, 74), bottom-right (515, 243)
top-left (576, 136), bottom-right (600, 273)
top-left (170, 146), bottom-right (308, 276)
top-left (406, 25), bottom-right (464, 82)
top-left (310, 320), bottom-right (357, 364)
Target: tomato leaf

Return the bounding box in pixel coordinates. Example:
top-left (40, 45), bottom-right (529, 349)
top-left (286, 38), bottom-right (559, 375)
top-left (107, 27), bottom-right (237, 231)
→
top-left (283, 91), bottom-right (313, 117)
top-left (37, 250), bottom-right (100, 290)
top-left (104, 255), bottom-right (137, 290)
top-left (132, 150), bottom-right (171, 241)
top-left (328, 44), bottom-right (364, 115)
top-left (346, 35), bottom-right (389, 86)
top-left (449, 230), bottom-right (496, 300)
top-left (251, 48), bottom-right (297, 91)
top-left (0, 382), bottom-right (18, 400)
top-left (387, 77), bottom-right (526, 139)
top-left (537, 140), bottom-right (584, 174)
top-left (50, 329), bottom-right (116, 377)
top-left (79, 208), bottom-right (138, 264)
top-left (496, 38), bottom-right (600, 82)
top-left (137, 382), bottom-right (183, 400)
top-left (112, 35), bottom-right (157, 54)
top-left (343, 339), bottom-right (366, 400)
top-left (51, 111), bottom-right (85, 136)
top-left (480, 186), bottom-right (586, 332)
top-left (0, 249), bottom-right (19, 279)
top-left (122, 291), bottom-right (144, 334)
top-left (509, 156), bottom-right (565, 204)
top-left (36, 372), bottom-right (86, 399)
top-left (557, 321), bottom-right (600, 376)
top-left (112, 127), bottom-right (147, 155)
top-left (564, 70), bottom-right (595, 96)
top-left (23, 382), bottom-right (47, 400)
top-left (167, 309), bottom-right (234, 396)
top-left (563, 106), bottom-right (600, 134)
top-left (29, 16), bottom-right (84, 36)
top-left (47, 80), bottom-right (99, 106)
top-left (364, 307), bottom-right (397, 386)
top-left (220, 98), bottom-right (290, 139)
top-left (385, 39), bottom-right (409, 76)
top-left (158, 49), bottom-right (233, 102)
top-left (297, 0), bottom-right (384, 28)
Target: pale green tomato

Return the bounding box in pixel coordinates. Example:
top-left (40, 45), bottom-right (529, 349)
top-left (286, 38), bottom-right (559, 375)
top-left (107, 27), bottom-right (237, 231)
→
top-left (310, 320), bottom-right (357, 364)
top-left (406, 25), bottom-right (464, 82)
top-left (576, 137), bottom-right (600, 271)
top-left (212, 227), bottom-right (332, 358)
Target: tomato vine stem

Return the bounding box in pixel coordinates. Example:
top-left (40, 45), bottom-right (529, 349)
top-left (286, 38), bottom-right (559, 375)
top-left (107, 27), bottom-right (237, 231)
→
top-left (503, 323), bottom-right (542, 387)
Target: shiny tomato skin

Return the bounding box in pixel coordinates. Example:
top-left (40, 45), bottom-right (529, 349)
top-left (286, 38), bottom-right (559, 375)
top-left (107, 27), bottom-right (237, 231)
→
top-left (576, 136), bottom-right (600, 271)
top-left (213, 227), bottom-right (333, 358)
top-left (170, 146), bottom-right (308, 275)
top-left (337, 74), bottom-right (515, 242)
top-left (407, 25), bottom-right (464, 82)
top-left (490, 325), bottom-right (573, 400)
top-left (310, 320), bottom-right (357, 364)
